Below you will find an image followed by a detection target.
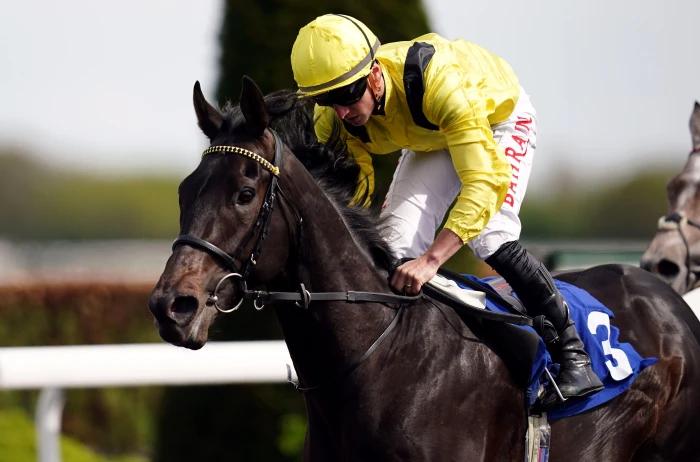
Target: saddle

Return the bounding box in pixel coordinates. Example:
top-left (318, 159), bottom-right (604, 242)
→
top-left (424, 268), bottom-right (658, 423)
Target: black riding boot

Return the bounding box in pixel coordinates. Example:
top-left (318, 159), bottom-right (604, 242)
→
top-left (485, 241), bottom-right (604, 406)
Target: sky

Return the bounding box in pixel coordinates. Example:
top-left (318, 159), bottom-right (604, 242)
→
top-left (1, 0), bottom-right (699, 195)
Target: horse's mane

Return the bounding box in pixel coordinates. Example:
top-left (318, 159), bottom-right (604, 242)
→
top-left (219, 90), bottom-right (396, 270)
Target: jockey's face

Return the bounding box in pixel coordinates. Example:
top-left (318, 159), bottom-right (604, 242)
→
top-left (332, 63), bottom-right (383, 127)
top-left (332, 86), bottom-right (375, 126)
top-left (313, 62), bottom-right (384, 127)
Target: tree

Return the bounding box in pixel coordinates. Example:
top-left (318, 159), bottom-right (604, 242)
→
top-left (216, 0), bottom-right (431, 103)
top-left (156, 5), bottom-right (433, 461)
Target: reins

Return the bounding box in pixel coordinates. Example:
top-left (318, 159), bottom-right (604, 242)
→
top-left (171, 128), bottom-right (531, 392)
top-left (291, 307), bottom-right (404, 392)
top-left (170, 129), bottom-right (424, 392)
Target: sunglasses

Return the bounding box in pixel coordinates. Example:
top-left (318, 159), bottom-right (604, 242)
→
top-left (313, 78), bottom-right (368, 107)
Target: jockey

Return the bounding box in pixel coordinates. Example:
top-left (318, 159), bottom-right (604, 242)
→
top-left (290, 14), bottom-right (603, 406)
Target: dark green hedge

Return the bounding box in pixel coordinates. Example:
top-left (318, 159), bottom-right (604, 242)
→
top-left (0, 283), bottom-right (305, 461)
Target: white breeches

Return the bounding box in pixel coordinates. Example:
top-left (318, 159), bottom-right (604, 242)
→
top-left (379, 87), bottom-right (538, 260)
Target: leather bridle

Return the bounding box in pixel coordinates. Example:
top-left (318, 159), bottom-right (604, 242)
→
top-left (168, 128), bottom-right (538, 391)
top-left (171, 129), bottom-right (422, 313)
top-left (169, 128), bottom-right (427, 392)
top-left (172, 130), bottom-right (284, 312)
top-left (655, 150), bottom-right (700, 290)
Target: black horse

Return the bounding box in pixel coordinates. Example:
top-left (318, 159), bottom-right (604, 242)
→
top-left (149, 78), bottom-right (700, 461)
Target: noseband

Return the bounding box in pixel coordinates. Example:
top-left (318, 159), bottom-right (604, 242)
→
top-left (172, 129), bottom-right (284, 312)
top-left (653, 150), bottom-right (700, 289)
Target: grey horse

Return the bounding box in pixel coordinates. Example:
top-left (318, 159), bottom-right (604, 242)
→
top-left (641, 102), bottom-right (700, 294)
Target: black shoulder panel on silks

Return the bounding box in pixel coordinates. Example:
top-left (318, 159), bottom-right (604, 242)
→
top-left (403, 42), bottom-right (439, 131)
top-left (342, 120), bottom-right (371, 143)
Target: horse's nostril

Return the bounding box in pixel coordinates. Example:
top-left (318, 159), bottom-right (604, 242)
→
top-left (169, 295), bottom-right (199, 324)
top-left (149, 293), bottom-right (171, 319)
top-left (657, 259), bottom-right (680, 277)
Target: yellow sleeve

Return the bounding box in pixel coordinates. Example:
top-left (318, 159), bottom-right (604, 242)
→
top-left (347, 139), bottom-right (374, 208)
top-left (313, 105), bottom-right (375, 208)
top-left (444, 139), bottom-right (510, 243)
top-left (423, 62), bottom-right (511, 243)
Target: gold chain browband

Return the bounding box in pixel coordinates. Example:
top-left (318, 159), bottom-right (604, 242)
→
top-left (202, 145), bottom-right (280, 176)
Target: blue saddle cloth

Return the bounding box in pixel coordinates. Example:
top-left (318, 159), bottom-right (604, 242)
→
top-left (458, 275), bottom-right (657, 421)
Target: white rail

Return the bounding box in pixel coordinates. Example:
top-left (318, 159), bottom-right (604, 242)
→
top-left (0, 341), bottom-right (295, 462)
top-left (683, 288), bottom-right (700, 321)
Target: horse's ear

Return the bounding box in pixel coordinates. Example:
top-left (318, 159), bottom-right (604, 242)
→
top-left (240, 75), bottom-right (269, 138)
top-left (193, 81), bottom-right (223, 141)
top-left (691, 101), bottom-right (700, 152)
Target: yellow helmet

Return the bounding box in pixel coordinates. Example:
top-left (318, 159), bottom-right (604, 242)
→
top-left (291, 14), bottom-right (380, 97)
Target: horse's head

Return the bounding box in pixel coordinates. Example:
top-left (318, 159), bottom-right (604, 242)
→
top-left (148, 77), bottom-right (293, 349)
top-left (641, 102), bottom-right (700, 293)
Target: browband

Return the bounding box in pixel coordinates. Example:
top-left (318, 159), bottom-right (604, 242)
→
top-left (202, 144), bottom-right (280, 176)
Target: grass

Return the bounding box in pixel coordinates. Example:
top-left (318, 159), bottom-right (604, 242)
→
top-left (0, 407), bottom-right (147, 462)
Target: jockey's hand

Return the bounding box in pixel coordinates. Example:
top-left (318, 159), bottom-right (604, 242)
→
top-left (390, 229), bottom-right (464, 295)
top-left (390, 255), bottom-right (440, 295)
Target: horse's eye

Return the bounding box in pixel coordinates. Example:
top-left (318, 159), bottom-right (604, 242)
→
top-left (237, 188), bottom-right (255, 205)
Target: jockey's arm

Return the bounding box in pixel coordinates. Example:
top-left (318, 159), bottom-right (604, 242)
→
top-left (442, 138), bottom-right (511, 244)
top-left (424, 64), bottom-right (512, 244)
top-left (392, 71), bottom-right (512, 293)
top-left (390, 140), bottom-right (511, 294)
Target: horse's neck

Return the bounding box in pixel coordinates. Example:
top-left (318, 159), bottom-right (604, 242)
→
top-left (277, 162), bottom-right (397, 385)
top-left (303, 205), bottom-right (386, 292)
top-left (281, 160), bottom-right (388, 292)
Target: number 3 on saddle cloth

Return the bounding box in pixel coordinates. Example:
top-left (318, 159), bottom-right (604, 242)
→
top-left (452, 274), bottom-right (658, 421)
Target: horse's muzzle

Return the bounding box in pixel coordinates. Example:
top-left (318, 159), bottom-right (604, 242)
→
top-left (148, 290), bottom-right (205, 345)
